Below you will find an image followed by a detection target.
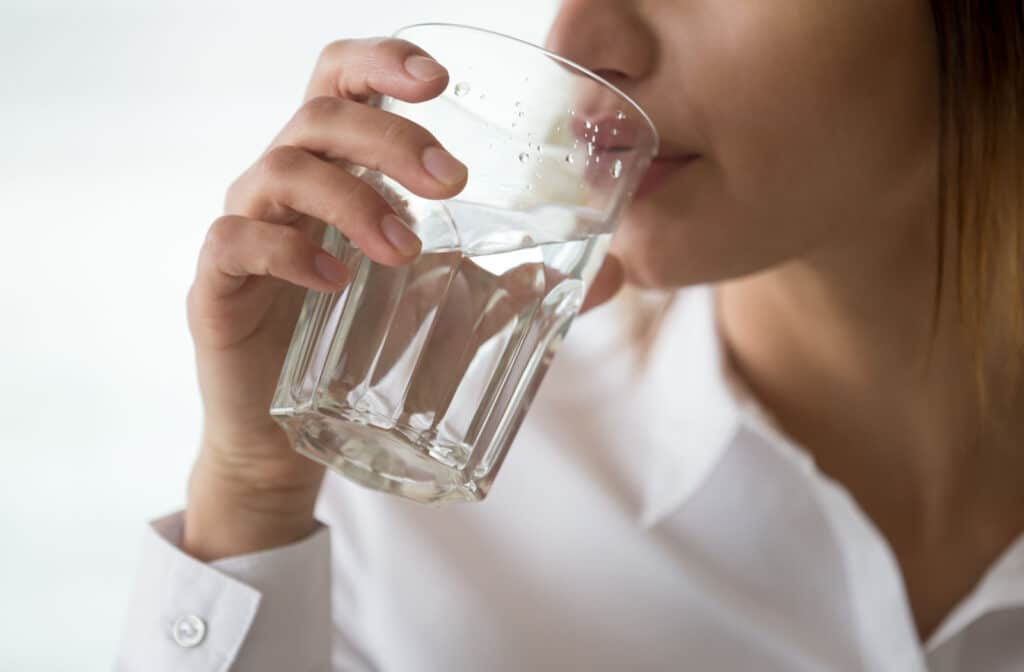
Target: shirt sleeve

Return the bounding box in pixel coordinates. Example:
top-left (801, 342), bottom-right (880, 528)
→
top-left (114, 509), bottom-right (362, 672)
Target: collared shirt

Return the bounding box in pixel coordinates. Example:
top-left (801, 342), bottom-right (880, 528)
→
top-left (116, 284), bottom-right (1024, 671)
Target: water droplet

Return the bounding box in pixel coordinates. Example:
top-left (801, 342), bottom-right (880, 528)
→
top-left (616, 111), bottom-right (626, 120)
top-left (584, 120), bottom-right (593, 130)
top-left (479, 92), bottom-right (486, 101)
top-left (569, 108), bottom-right (576, 116)
top-left (518, 152), bottom-right (530, 163)
top-left (611, 159), bottom-right (623, 178)
top-left (612, 128), bottom-right (619, 136)
top-left (454, 82), bottom-right (471, 97)
top-left (587, 143), bottom-right (595, 156)
top-left (564, 153), bottom-right (575, 164)
top-left (517, 110), bottom-right (525, 118)
top-left (514, 100), bottom-right (521, 107)
top-left (526, 183), bottom-right (533, 191)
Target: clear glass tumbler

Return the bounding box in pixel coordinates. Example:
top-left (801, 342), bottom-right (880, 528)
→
top-left (270, 23), bottom-right (658, 505)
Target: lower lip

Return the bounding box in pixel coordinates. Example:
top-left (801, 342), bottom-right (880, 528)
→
top-left (634, 156), bottom-right (698, 200)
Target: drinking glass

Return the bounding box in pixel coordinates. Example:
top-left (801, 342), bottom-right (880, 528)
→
top-left (270, 22), bottom-right (658, 504)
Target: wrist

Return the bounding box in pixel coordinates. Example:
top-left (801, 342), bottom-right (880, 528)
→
top-left (183, 452), bottom-right (322, 561)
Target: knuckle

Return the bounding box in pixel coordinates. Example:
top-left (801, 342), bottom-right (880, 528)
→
top-left (266, 226), bottom-right (305, 270)
top-left (262, 144), bottom-right (306, 177)
top-left (297, 95), bottom-right (345, 125)
top-left (380, 115), bottom-right (414, 147)
top-left (203, 215), bottom-right (244, 256)
top-left (271, 223), bottom-right (306, 253)
top-left (317, 39), bottom-right (351, 65)
top-left (324, 178), bottom-right (374, 227)
top-left (380, 37), bottom-right (416, 57)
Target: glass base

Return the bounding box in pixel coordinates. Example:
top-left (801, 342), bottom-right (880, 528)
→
top-left (274, 410), bottom-right (486, 505)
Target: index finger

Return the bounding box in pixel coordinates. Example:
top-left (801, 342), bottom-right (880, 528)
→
top-left (304, 37), bottom-right (450, 104)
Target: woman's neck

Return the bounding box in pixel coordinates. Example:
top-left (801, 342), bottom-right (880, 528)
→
top-left (714, 208), bottom-right (1024, 545)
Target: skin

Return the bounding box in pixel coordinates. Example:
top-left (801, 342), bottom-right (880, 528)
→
top-left (184, 0), bottom-right (1024, 642)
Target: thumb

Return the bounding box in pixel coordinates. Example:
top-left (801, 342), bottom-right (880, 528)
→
top-left (579, 252), bottom-right (625, 314)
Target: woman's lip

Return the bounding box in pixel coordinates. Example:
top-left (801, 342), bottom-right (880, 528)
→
top-left (634, 155), bottom-right (699, 200)
top-left (571, 114), bottom-right (658, 153)
top-left (571, 114), bottom-right (698, 196)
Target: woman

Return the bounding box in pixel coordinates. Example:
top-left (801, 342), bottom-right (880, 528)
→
top-left (117, 2), bottom-right (1024, 670)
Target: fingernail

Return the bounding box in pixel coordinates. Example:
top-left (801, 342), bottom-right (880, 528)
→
top-left (421, 146), bottom-right (467, 186)
top-left (404, 55), bottom-right (447, 82)
top-left (314, 251), bottom-right (349, 285)
top-left (380, 214), bottom-right (421, 257)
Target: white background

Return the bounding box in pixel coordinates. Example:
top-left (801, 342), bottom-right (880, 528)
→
top-left (0, 1), bottom-right (557, 668)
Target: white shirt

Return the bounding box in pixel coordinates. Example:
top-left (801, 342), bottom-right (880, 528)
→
top-left (116, 285), bottom-right (1024, 671)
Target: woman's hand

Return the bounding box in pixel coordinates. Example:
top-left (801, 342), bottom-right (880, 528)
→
top-left (183, 37), bottom-right (471, 560)
top-left (182, 37), bottom-right (625, 561)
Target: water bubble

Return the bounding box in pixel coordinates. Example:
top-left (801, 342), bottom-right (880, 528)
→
top-left (595, 155), bottom-right (601, 164)
top-left (518, 152), bottom-right (530, 163)
top-left (526, 183), bottom-right (533, 191)
top-left (517, 110), bottom-right (525, 118)
top-left (612, 128), bottom-right (619, 136)
top-left (564, 153), bottom-right (575, 164)
top-left (479, 92), bottom-right (486, 101)
top-left (611, 159), bottom-right (623, 178)
top-left (616, 111), bottom-right (626, 120)
top-left (454, 82), bottom-right (471, 97)
top-left (587, 143), bottom-right (595, 157)
top-left (569, 107), bottom-right (576, 116)
top-left (514, 100), bottom-right (521, 107)
top-left (584, 120), bottom-right (593, 130)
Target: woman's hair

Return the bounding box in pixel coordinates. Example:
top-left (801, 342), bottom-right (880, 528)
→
top-left (931, 1), bottom-right (1024, 401)
top-left (623, 2), bottom-right (1024, 403)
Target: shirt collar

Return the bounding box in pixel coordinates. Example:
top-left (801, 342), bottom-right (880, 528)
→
top-left (926, 527), bottom-right (1024, 650)
top-left (630, 288), bottom-right (1024, 645)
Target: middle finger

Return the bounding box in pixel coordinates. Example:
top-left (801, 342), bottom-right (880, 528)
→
top-left (271, 95), bottom-right (468, 200)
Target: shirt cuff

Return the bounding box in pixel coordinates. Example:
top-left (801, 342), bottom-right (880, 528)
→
top-left (116, 509), bottom-right (332, 672)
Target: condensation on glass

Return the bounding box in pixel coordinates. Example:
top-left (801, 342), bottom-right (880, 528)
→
top-left (271, 23), bottom-right (658, 505)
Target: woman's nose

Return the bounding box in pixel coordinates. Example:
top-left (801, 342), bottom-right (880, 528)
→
top-left (543, 0), bottom-right (656, 85)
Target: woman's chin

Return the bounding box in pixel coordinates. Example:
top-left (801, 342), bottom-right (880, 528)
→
top-left (611, 236), bottom-right (678, 289)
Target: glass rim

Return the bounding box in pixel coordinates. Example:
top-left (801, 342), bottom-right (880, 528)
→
top-left (392, 21), bottom-right (660, 156)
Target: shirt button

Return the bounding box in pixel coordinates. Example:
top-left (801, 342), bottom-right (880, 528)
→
top-left (172, 614), bottom-right (207, 648)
